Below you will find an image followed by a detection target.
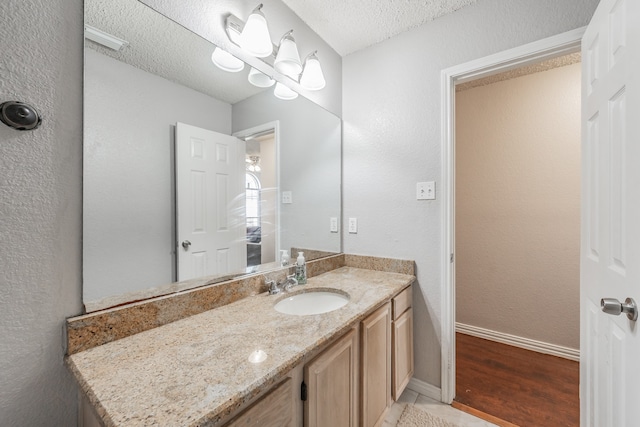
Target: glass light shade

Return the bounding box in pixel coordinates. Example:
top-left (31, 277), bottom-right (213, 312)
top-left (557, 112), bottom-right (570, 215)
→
top-left (211, 48), bottom-right (244, 73)
top-left (274, 83), bottom-right (298, 100)
top-left (300, 54), bottom-right (326, 90)
top-left (246, 156), bottom-right (261, 172)
top-left (248, 67), bottom-right (275, 88)
top-left (274, 33), bottom-right (302, 77)
top-left (240, 7), bottom-right (273, 58)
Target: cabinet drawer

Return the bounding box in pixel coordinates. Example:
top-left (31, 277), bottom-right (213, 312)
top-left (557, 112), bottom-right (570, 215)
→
top-left (392, 285), bottom-right (412, 320)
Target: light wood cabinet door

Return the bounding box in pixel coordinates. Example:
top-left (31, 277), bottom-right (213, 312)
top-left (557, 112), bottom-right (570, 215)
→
top-left (226, 378), bottom-right (294, 427)
top-left (361, 303), bottom-right (391, 427)
top-left (304, 327), bottom-right (358, 427)
top-left (392, 307), bottom-right (414, 400)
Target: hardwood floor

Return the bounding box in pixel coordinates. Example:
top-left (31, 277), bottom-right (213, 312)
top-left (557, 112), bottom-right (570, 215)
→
top-left (455, 332), bottom-right (579, 427)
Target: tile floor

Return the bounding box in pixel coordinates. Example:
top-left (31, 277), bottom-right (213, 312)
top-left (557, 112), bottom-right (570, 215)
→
top-left (382, 388), bottom-right (498, 427)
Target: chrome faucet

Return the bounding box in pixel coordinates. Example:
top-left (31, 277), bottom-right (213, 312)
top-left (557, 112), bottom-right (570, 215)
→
top-left (267, 274), bottom-right (299, 295)
top-left (280, 274), bottom-right (299, 292)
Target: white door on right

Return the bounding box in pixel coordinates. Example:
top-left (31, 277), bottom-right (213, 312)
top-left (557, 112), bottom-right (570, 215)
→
top-left (581, 0), bottom-right (640, 425)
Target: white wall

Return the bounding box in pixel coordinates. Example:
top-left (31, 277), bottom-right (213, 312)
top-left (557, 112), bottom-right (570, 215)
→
top-left (140, 0), bottom-right (343, 117)
top-left (455, 63), bottom-right (581, 350)
top-left (0, 0), bottom-right (83, 425)
top-left (342, 0), bottom-right (598, 387)
top-left (232, 90), bottom-right (342, 255)
top-left (84, 50), bottom-right (232, 303)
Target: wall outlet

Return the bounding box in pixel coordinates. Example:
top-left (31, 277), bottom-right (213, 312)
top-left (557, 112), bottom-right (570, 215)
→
top-left (417, 181), bottom-right (436, 200)
top-left (282, 191), bottom-right (292, 204)
top-left (330, 217), bottom-right (339, 233)
top-left (348, 217), bottom-right (357, 234)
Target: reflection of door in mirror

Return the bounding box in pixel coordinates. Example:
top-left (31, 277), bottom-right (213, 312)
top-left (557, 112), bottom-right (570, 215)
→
top-left (175, 122), bottom-right (246, 281)
top-left (243, 129), bottom-right (277, 267)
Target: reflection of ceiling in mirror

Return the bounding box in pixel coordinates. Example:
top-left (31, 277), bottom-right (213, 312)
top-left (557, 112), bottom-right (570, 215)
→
top-left (246, 140), bottom-right (260, 156)
top-left (84, 0), bottom-right (264, 104)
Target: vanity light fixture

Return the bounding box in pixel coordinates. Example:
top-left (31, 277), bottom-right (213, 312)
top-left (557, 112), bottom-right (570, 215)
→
top-left (299, 51), bottom-right (326, 90)
top-left (239, 4), bottom-right (273, 58)
top-left (220, 6), bottom-right (326, 98)
top-left (248, 67), bottom-right (275, 87)
top-left (85, 25), bottom-right (129, 51)
top-left (246, 155), bottom-right (261, 172)
top-left (274, 30), bottom-right (302, 78)
top-left (211, 48), bottom-right (245, 72)
top-left (274, 82), bottom-right (298, 100)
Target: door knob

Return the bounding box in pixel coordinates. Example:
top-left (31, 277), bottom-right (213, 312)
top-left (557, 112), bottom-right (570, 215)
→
top-left (181, 240), bottom-right (191, 249)
top-left (601, 297), bottom-right (638, 321)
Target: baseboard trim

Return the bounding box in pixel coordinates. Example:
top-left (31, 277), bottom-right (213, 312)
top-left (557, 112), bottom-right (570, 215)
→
top-left (456, 322), bottom-right (580, 362)
top-left (451, 401), bottom-right (519, 427)
top-left (407, 377), bottom-right (442, 401)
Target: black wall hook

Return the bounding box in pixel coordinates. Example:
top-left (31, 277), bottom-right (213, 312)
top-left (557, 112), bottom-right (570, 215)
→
top-left (0, 101), bottom-right (42, 131)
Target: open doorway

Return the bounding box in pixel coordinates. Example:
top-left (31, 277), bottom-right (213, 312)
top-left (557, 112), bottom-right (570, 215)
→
top-left (440, 27), bottom-right (587, 425)
top-left (244, 130), bottom-right (277, 267)
top-left (452, 54), bottom-right (581, 425)
top-left (235, 123), bottom-right (279, 268)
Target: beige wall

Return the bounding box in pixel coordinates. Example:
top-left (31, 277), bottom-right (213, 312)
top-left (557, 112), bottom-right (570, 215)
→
top-left (455, 63), bottom-right (581, 350)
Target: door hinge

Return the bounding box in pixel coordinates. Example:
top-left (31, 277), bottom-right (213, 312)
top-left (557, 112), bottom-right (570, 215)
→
top-left (450, 253), bottom-right (454, 263)
top-left (301, 381), bottom-right (307, 401)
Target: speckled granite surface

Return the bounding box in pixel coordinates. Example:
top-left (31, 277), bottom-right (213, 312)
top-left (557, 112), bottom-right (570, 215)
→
top-left (344, 254), bottom-right (415, 275)
top-left (68, 254), bottom-right (347, 355)
top-left (66, 267), bottom-right (414, 427)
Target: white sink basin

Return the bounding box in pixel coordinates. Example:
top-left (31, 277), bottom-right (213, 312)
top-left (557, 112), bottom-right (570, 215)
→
top-left (274, 289), bottom-right (349, 315)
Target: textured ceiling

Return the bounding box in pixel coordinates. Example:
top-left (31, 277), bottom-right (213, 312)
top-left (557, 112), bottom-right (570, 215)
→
top-left (85, 0), bottom-right (263, 104)
top-left (85, 0), bottom-right (481, 105)
top-left (456, 52), bottom-right (582, 92)
top-left (281, 0), bottom-right (479, 56)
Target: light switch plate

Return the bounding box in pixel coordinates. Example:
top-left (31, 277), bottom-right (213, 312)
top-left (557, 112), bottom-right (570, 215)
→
top-left (330, 217), bottom-right (339, 233)
top-left (417, 181), bottom-right (436, 200)
top-left (282, 191), bottom-right (292, 204)
top-left (348, 217), bottom-right (357, 234)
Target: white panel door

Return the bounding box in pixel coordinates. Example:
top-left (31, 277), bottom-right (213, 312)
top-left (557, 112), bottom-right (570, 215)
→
top-left (176, 122), bottom-right (246, 281)
top-left (581, 0), bottom-right (640, 425)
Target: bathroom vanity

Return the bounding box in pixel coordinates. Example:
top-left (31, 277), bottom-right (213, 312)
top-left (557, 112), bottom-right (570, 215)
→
top-left (66, 255), bottom-right (414, 427)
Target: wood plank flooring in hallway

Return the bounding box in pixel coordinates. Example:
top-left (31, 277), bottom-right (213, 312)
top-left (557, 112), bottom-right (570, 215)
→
top-left (455, 332), bottom-right (579, 427)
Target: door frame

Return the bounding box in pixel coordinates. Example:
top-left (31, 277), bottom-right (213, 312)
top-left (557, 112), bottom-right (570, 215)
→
top-left (233, 121), bottom-right (281, 265)
top-left (440, 27), bottom-right (585, 403)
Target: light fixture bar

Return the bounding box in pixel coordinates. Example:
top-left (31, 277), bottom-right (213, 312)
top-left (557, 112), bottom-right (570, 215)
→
top-left (225, 15), bottom-right (244, 45)
top-left (85, 25), bottom-right (129, 51)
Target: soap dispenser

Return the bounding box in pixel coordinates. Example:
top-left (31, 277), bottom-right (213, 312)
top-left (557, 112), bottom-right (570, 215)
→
top-left (295, 252), bottom-right (307, 284)
top-left (281, 250), bottom-right (290, 266)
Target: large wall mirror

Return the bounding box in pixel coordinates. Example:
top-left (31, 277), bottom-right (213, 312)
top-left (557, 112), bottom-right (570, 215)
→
top-left (83, 0), bottom-right (342, 312)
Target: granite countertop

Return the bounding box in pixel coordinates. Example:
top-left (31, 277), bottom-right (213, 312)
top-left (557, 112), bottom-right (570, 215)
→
top-left (66, 266), bottom-right (415, 427)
